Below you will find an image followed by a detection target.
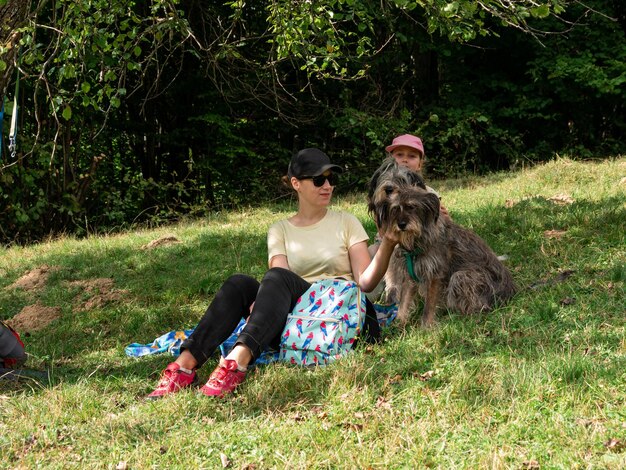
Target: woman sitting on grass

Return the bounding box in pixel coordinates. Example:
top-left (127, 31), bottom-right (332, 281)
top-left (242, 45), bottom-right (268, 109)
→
top-left (147, 148), bottom-right (399, 399)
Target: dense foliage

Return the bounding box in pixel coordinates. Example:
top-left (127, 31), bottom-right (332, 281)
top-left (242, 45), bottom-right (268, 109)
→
top-left (0, 0), bottom-right (624, 244)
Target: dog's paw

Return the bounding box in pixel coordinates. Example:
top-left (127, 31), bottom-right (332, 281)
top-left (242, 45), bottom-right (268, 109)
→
top-left (392, 312), bottom-right (411, 329)
top-left (420, 315), bottom-right (436, 329)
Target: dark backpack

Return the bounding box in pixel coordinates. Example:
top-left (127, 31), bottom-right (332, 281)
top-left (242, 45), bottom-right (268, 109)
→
top-left (0, 320), bottom-right (26, 368)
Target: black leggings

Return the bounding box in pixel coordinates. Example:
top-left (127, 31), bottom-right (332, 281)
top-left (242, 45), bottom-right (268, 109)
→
top-left (181, 267), bottom-right (380, 368)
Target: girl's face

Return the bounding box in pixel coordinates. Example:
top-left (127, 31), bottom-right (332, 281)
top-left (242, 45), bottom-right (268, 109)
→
top-left (292, 171), bottom-right (336, 206)
top-left (391, 146), bottom-right (424, 172)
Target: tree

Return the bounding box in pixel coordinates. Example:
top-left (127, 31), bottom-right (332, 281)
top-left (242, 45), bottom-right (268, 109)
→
top-left (0, 0), bottom-right (29, 98)
top-left (0, 0), bottom-right (618, 244)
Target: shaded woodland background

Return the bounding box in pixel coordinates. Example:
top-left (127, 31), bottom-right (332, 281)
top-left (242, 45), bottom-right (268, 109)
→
top-left (0, 0), bottom-right (624, 244)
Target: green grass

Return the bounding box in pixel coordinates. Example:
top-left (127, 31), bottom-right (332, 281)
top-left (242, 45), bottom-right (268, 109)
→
top-left (1, 157), bottom-right (625, 469)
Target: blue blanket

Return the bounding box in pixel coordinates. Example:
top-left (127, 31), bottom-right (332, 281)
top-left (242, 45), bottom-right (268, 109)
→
top-left (125, 329), bottom-right (195, 357)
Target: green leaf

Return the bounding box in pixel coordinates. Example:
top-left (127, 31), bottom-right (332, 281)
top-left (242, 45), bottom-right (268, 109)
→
top-left (81, 82), bottom-right (91, 93)
top-left (531, 5), bottom-right (550, 19)
top-left (62, 105), bottom-right (72, 120)
top-left (0, 59), bottom-right (6, 72)
top-left (443, 2), bottom-right (459, 14)
top-left (0, 0), bottom-right (7, 7)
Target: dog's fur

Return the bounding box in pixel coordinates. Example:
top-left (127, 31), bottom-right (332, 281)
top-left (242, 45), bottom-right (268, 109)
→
top-left (368, 158), bottom-right (516, 327)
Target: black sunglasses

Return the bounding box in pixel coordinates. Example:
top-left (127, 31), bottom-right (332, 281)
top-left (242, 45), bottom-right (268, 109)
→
top-left (300, 173), bottom-right (339, 187)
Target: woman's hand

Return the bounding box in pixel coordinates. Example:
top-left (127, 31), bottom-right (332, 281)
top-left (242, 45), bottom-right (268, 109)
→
top-left (350, 233), bottom-right (399, 293)
top-left (379, 229), bottom-right (400, 247)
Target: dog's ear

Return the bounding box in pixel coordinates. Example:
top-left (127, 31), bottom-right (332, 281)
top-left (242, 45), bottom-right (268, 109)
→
top-left (367, 172), bottom-right (380, 214)
top-left (420, 192), bottom-right (441, 225)
top-left (367, 157), bottom-right (395, 213)
top-left (374, 202), bottom-right (390, 230)
top-left (405, 169), bottom-right (427, 189)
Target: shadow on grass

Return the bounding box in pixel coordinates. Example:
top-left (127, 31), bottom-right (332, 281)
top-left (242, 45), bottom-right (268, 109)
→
top-left (0, 194), bottom-right (623, 404)
top-left (0, 229), bottom-right (265, 371)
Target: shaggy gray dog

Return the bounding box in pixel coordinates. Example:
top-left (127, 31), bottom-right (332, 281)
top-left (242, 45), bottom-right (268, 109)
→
top-left (368, 158), bottom-right (516, 327)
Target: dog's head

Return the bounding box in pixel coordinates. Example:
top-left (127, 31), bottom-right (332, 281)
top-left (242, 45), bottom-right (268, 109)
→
top-left (367, 157), bottom-right (428, 228)
top-left (386, 186), bottom-right (440, 250)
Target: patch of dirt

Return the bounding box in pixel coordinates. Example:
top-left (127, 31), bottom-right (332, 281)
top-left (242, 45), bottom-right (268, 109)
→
top-left (544, 229), bottom-right (567, 239)
top-left (548, 193), bottom-right (575, 205)
top-left (6, 302), bottom-right (62, 332)
top-left (6, 265), bottom-right (60, 291)
top-left (529, 269), bottom-right (576, 290)
top-left (68, 278), bottom-right (128, 312)
top-left (141, 235), bottom-right (181, 250)
top-left (505, 194), bottom-right (576, 208)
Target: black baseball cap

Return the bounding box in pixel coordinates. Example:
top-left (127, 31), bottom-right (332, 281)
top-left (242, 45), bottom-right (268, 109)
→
top-left (288, 148), bottom-right (343, 178)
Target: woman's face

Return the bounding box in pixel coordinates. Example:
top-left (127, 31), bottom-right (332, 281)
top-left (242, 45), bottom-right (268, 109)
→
top-left (292, 171), bottom-right (336, 206)
top-left (391, 146), bottom-right (424, 172)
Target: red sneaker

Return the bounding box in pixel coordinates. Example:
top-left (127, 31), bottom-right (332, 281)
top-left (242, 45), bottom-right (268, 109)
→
top-left (199, 359), bottom-right (246, 397)
top-left (146, 362), bottom-right (196, 400)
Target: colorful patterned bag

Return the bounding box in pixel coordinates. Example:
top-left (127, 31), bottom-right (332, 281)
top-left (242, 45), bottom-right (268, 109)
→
top-left (279, 278), bottom-right (366, 366)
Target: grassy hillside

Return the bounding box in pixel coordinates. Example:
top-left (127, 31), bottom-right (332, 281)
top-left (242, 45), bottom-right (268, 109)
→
top-left (1, 157), bottom-right (625, 469)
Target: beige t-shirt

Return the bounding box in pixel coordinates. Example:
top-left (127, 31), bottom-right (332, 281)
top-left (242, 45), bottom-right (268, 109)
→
top-left (267, 210), bottom-right (369, 283)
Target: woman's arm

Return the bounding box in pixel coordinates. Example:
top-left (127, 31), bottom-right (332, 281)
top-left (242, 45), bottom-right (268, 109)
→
top-left (349, 234), bottom-right (398, 293)
top-left (267, 221), bottom-right (290, 270)
top-left (269, 254), bottom-right (290, 270)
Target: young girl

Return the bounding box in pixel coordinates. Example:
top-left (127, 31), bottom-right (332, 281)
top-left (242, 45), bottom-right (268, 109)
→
top-left (385, 134), bottom-right (427, 174)
top-left (385, 134), bottom-right (448, 217)
top-left (146, 148), bottom-right (398, 399)
top-left (368, 134), bottom-right (448, 259)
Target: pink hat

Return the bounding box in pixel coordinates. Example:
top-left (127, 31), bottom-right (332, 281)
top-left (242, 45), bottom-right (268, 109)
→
top-left (385, 134), bottom-right (424, 156)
